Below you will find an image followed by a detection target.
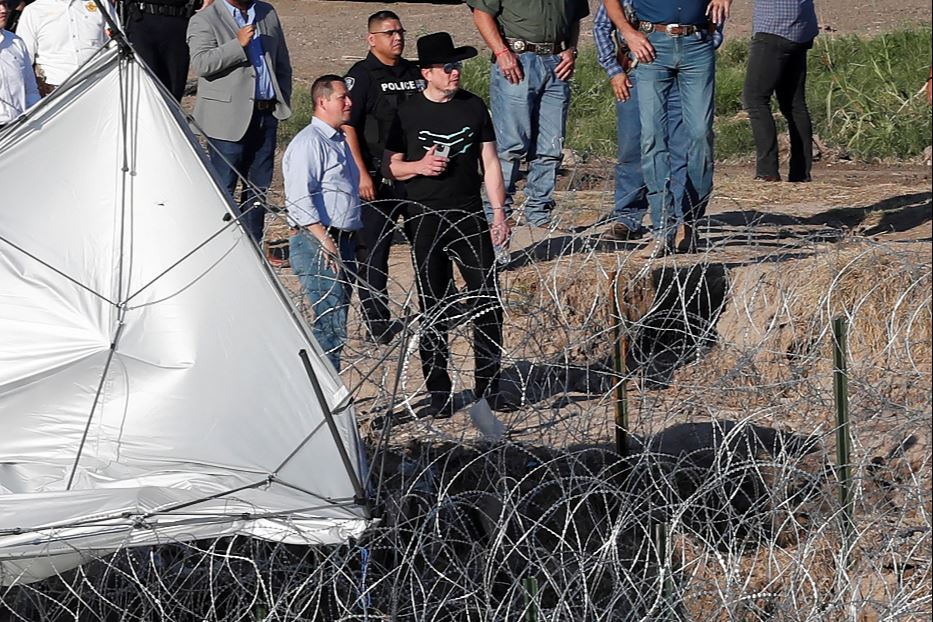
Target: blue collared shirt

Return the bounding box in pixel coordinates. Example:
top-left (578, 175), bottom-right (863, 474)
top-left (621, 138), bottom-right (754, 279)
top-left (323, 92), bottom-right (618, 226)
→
top-left (283, 116), bottom-right (362, 231)
top-left (753, 0), bottom-right (819, 43)
top-left (593, 1), bottom-right (724, 78)
top-left (631, 0), bottom-right (710, 27)
top-left (224, 0), bottom-right (274, 100)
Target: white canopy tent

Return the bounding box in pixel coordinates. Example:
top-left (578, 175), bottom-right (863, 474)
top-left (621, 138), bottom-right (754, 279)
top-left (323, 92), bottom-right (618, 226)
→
top-left (0, 41), bottom-right (369, 585)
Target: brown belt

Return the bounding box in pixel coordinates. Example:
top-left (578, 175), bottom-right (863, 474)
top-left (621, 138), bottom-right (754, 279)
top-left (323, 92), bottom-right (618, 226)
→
top-left (506, 38), bottom-right (563, 55)
top-left (255, 99), bottom-right (276, 111)
top-left (638, 22), bottom-right (713, 37)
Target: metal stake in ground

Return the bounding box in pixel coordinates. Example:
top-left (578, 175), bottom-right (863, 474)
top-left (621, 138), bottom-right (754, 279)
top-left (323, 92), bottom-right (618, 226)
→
top-left (611, 271), bottom-right (630, 460)
top-left (832, 316), bottom-right (854, 555)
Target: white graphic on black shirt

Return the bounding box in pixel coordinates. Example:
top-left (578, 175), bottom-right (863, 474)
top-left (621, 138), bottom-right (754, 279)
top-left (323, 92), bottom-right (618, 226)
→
top-left (344, 76), bottom-right (355, 91)
top-left (417, 127), bottom-right (474, 158)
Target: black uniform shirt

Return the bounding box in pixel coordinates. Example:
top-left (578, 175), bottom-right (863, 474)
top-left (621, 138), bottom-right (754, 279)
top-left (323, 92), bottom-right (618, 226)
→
top-left (344, 52), bottom-right (425, 172)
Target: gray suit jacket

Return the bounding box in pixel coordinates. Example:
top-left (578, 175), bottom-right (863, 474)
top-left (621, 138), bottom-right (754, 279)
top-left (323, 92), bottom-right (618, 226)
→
top-left (187, 0), bottom-right (292, 142)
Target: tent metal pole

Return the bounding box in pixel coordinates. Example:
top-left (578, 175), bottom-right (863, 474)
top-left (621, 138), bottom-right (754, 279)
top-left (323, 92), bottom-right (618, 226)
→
top-left (93, 0), bottom-right (132, 54)
top-left (299, 350), bottom-right (370, 517)
top-left (67, 320), bottom-right (125, 490)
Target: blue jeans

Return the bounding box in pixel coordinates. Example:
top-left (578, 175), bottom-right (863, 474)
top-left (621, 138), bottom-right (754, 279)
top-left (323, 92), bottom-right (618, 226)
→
top-left (485, 53), bottom-right (570, 226)
top-left (612, 80), bottom-right (688, 231)
top-left (210, 109), bottom-right (278, 245)
top-left (290, 230), bottom-right (357, 371)
top-left (634, 31), bottom-right (715, 240)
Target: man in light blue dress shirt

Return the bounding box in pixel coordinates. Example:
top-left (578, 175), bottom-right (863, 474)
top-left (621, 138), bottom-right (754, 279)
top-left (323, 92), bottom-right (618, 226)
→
top-left (283, 75), bottom-right (362, 371)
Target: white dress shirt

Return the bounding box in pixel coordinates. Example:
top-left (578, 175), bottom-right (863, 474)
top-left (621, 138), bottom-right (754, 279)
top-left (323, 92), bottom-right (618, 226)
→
top-left (1, 29), bottom-right (40, 125)
top-left (15, 0), bottom-right (110, 87)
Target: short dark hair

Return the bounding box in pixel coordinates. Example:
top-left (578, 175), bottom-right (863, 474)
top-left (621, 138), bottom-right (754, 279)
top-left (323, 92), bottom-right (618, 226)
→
top-left (311, 74), bottom-right (345, 109)
top-left (368, 10), bottom-right (400, 30)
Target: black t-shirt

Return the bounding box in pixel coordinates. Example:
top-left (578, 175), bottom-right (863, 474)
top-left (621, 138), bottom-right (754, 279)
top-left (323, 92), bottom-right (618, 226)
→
top-left (344, 53), bottom-right (425, 171)
top-left (385, 89), bottom-right (495, 208)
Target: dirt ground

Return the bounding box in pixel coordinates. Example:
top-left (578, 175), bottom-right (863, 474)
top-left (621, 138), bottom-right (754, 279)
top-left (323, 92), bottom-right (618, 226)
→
top-left (274, 0), bottom-right (933, 86)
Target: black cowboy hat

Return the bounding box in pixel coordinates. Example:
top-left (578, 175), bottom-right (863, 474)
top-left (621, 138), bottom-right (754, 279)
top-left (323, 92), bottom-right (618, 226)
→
top-left (416, 32), bottom-right (478, 67)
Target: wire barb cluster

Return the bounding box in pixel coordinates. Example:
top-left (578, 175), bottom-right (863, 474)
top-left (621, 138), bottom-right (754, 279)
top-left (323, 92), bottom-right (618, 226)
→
top-left (3, 160), bottom-right (930, 621)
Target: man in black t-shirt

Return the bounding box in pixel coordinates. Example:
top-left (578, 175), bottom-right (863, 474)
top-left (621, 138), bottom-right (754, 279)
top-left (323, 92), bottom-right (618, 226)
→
top-left (384, 32), bottom-right (515, 419)
top-left (344, 10), bottom-right (425, 345)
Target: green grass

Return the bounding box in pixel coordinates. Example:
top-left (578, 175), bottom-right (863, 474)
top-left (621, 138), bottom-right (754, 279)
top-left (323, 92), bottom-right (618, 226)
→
top-left (806, 29), bottom-right (932, 159)
top-left (278, 89), bottom-right (315, 147)
top-left (280, 28), bottom-right (932, 162)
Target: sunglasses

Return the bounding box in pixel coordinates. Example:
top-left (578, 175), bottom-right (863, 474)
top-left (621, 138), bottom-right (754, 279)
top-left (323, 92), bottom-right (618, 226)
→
top-left (433, 61), bottom-right (463, 74)
top-left (370, 28), bottom-right (406, 37)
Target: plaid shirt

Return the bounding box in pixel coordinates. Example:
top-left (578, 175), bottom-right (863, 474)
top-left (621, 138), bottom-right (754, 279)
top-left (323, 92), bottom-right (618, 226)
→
top-left (753, 0), bottom-right (819, 43)
top-left (593, 1), bottom-right (724, 79)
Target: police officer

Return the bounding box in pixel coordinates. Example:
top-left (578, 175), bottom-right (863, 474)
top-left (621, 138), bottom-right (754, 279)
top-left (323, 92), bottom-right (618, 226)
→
top-left (344, 10), bottom-right (424, 345)
top-left (123, 0), bottom-right (206, 101)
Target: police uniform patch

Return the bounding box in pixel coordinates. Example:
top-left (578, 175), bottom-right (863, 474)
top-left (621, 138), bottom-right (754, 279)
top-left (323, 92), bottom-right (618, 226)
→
top-left (344, 76), bottom-right (355, 91)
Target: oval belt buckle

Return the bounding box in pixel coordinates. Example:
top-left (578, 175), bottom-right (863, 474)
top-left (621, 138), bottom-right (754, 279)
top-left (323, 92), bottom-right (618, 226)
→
top-left (510, 39), bottom-right (526, 53)
top-left (665, 23), bottom-right (682, 36)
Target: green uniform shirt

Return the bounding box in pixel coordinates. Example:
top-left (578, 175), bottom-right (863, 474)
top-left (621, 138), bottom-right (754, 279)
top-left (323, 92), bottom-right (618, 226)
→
top-left (467, 0), bottom-right (590, 45)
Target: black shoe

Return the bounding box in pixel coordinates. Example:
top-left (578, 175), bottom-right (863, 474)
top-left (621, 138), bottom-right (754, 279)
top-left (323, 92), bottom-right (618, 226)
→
top-left (367, 320), bottom-right (404, 345)
top-left (485, 392), bottom-right (520, 413)
top-left (415, 395), bottom-right (456, 420)
top-left (754, 175), bottom-right (782, 182)
top-left (788, 175), bottom-right (811, 183)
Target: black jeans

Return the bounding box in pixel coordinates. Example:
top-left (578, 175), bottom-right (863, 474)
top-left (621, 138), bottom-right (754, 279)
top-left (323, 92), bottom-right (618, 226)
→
top-left (743, 32), bottom-right (814, 181)
top-left (355, 178), bottom-right (413, 333)
top-left (125, 12), bottom-right (190, 101)
top-left (408, 204), bottom-right (502, 400)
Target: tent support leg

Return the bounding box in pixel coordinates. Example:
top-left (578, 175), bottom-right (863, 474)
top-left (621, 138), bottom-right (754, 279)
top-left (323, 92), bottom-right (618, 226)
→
top-left (299, 349), bottom-right (370, 518)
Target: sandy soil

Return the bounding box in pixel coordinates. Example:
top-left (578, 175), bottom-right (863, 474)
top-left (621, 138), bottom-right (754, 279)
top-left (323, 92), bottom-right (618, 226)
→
top-left (273, 0), bottom-right (933, 86)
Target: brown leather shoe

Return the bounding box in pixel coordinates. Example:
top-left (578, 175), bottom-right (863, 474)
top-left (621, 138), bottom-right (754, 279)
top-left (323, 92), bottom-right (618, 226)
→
top-left (608, 222), bottom-right (645, 241)
top-left (673, 223), bottom-right (697, 253)
top-left (635, 237), bottom-right (674, 259)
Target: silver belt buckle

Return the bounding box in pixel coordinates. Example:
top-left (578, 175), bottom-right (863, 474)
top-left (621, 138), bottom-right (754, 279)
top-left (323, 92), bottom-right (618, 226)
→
top-left (510, 39), bottom-right (526, 53)
top-left (665, 23), bottom-right (682, 36)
